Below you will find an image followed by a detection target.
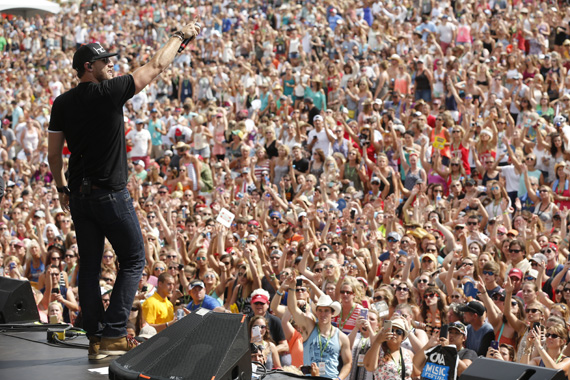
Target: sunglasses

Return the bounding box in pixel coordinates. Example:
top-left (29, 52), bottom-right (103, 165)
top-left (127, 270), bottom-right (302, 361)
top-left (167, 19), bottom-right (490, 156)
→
top-left (525, 308), bottom-right (542, 314)
top-left (396, 286), bottom-right (409, 292)
top-left (424, 293), bottom-right (438, 299)
top-left (483, 270), bottom-right (495, 276)
top-left (525, 276), bottom-right (536, 281)
top-left (168, 266), bottom-right (179, 270)
top-left (418, 279), bottom-right (429, 284)
top-left (196, 257), bottom-right (206, 261)
top-left (92, 57), bottom-right (111, 64)
top-left (450, 294), bottom-right (462, 299)
top-left (65, 254), bottom-right (75, 258)
top-left (373, 295), bottom-right (384, 301)
top-left (467, 222), bottom-right (478, 226)
top-left (393, 328), bottom-right (405, 336)
top-left (246, 240), bottom-right (256, 244)
top-left (154, 267), bottom-right (165, 271)
top-left (340, 290), bottom-right (354, 295)
top-left (296, 288), bottom-right (307, 292)
top-left (253, 302), bottom-right (266, 306)
top-left (313, 267), bottom-right (323, 273)
top-left (546, 333), bottom-right (561, 339)
top-left (324, 265), bottom-right (335, 269)
top-left (509, 249), bottom-right (522, 253)
top-left (387, 237), bottom-right (398, 243)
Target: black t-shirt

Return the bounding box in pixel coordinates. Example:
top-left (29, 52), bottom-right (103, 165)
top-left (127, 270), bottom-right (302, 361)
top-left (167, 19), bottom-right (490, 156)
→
top-left (293, 158), bottom-right (309, 174)
top-left (49, 75), bottom-right (136, 192)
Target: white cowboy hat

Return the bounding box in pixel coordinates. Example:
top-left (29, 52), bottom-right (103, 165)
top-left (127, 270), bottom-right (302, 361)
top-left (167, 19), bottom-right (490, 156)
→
top-left (315, 294), bottom-right (341, 317)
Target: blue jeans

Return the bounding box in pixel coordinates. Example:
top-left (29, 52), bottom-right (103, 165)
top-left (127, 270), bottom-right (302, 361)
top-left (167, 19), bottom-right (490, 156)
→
top-left (70, 188), bottom-right (145, 338)
top-left (415, 89), bottom-right (432, 102)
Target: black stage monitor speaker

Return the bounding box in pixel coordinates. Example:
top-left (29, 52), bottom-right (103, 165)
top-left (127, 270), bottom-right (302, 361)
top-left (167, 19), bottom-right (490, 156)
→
top-left (460, 357), bottom-right (566, 380)
top-left (0, 277), bottom-right (40, 324)
top-left (109, 308), bottom-right (251, 380)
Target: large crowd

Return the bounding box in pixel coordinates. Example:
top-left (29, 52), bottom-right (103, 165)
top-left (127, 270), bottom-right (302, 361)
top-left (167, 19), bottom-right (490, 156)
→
top-left (6, 0), bottom-right (570, 378)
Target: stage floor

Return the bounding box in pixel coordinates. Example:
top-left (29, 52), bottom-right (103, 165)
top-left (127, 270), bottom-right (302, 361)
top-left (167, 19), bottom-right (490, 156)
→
top-left (0, 329), bottom-right (115, 379)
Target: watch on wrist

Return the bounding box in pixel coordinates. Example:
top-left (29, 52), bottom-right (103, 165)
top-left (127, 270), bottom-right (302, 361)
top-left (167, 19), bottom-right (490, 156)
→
top-left (57, 186), bottom-right (71, 196)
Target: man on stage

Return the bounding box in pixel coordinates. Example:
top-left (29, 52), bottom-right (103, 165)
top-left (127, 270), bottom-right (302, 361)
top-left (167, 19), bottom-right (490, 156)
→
top-left (48, 22), bottom-right (200, 360)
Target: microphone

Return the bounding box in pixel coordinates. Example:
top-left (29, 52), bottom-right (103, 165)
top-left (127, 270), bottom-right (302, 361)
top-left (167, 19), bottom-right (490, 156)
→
top-left (178, 23), bottom-right (201, 53)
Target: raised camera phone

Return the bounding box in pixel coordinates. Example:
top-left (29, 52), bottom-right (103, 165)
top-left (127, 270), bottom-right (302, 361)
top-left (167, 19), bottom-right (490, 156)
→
top-left (439, 324), bottom-right (448, 339)
top-left (383, 320), bottom-right (392, 331)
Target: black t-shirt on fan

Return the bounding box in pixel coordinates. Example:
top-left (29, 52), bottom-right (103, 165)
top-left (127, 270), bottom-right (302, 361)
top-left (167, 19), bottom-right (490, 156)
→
top-left (49, 75), bottom-right (136, 192)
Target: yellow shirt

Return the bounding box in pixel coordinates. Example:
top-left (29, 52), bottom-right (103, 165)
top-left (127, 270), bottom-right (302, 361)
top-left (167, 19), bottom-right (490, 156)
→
top-left (142, 292), bottom-right (174, 324)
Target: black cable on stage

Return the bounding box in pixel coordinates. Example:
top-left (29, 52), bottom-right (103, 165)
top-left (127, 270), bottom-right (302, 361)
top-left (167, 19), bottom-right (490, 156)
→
top-left (0, 329), bottom-right (88, 349)
top-left (0, 331), bottom-right (68, 348)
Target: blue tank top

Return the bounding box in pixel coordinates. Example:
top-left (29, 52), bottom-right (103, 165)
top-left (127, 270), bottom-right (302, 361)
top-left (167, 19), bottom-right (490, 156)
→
top-left (29, 261), bottom-right (44, 283)
top-left (303, 324), bottom-right (341, 378)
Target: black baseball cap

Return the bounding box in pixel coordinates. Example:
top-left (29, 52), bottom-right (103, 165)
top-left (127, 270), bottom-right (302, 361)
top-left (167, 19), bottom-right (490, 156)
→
top-left (459, 301), bottom-right (486, 316)
top-left (73, 43), bottom-right (118, 70)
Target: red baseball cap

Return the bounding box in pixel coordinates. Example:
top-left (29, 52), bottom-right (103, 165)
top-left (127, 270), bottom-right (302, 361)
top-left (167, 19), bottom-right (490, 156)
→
top-left (251, 294), bottom-right (269, 304)
top-left (508, 268), bottom-right (523, 280)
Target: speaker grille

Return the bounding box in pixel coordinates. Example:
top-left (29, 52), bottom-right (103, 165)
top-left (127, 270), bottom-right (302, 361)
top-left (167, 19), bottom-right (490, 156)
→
top-left (112, 310), bottom-right (250, 380)
top-left (0, 277), bottom-right (39, 324)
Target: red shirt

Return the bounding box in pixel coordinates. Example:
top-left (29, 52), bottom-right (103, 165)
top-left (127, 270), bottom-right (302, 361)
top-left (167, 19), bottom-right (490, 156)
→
top-left (332, 303), bottom-right (364, 334)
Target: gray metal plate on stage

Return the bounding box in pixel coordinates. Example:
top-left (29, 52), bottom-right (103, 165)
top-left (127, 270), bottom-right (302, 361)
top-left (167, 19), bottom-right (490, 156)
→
top-left (0, 330), bottom-right (114, 379)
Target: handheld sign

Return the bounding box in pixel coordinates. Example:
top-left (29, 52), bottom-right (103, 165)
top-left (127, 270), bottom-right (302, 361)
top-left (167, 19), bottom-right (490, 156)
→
top-left (216, 208), bottom-right (235, 228)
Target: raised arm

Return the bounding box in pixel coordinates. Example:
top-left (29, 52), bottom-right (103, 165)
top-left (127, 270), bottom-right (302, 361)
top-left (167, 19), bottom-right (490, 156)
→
top-left (132, 23), bottom-right (200, 95)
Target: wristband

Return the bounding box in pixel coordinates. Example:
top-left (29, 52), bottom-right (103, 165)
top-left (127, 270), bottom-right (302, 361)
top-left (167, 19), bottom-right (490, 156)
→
top-left (166, 321), bottom-right (169, 327)
top-left (288, 288), bottom-right (296, 292)
top-left (57, 186), bottom-right (71, 196)
top-left (276, 290), bottom-right (284, 296)
top-left (171, 31), bottom-right (185, 41)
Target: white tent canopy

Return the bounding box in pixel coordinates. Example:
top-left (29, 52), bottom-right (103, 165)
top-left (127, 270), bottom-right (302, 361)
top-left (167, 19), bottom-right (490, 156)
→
top-left (0, 0), bottom-right (61, 17)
